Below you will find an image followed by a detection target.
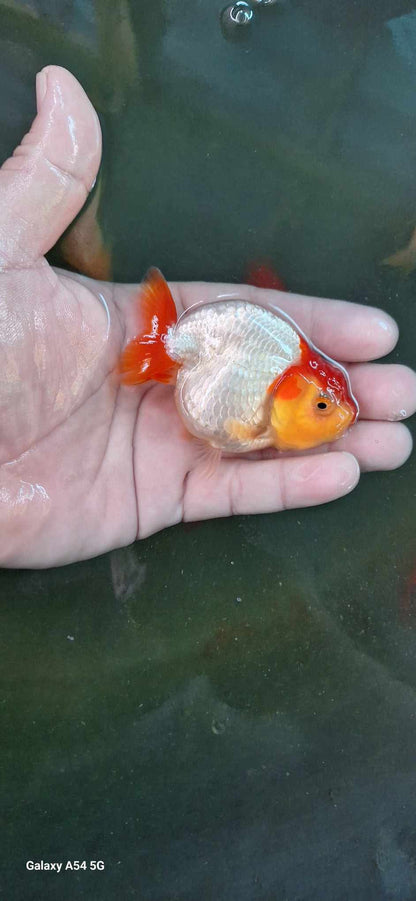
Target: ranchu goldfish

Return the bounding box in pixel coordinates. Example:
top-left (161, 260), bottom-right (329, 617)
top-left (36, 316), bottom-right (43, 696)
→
top-left (118, 269), bottom-right (358, 454)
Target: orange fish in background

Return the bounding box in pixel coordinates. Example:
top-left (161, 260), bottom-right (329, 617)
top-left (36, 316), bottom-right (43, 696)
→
top-left (383, 225), bottom-right (416, 275)
top-left (118, 268), bottom-right (358, 455)
top-left (203, 623), bottom-right (254, 659)
top-left (245, 260), bottom-right (287, 292)
top-left (399, 565), bottom-right (416, 624)
top-left (60, 177), bottom-right (112, 281)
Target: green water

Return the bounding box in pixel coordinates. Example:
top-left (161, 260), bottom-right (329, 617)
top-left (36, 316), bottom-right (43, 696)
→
top-left (2, 1), bottom-right (416, 898)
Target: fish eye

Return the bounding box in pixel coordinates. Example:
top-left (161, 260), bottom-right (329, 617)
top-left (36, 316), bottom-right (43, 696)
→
top-left (315, 393), bottom-right (334, 414)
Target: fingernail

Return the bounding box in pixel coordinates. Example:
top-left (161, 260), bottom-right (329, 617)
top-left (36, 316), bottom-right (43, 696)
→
top-left (36, 70), bottom-right (48, 110)
top-left (338, 452), bottom-right (360, 491)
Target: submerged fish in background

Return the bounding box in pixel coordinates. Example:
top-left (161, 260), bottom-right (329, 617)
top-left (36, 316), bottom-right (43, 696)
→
top-left (118, 269), bottom-right (358, 454)
top-left (399, 564), bottom-right (416, 624)
top-left (383, 224), bottom-right (416, 275)
top-left (60, 177), bottom-right (112, 281)
top-left (245, 260), bottom-right (287, 292)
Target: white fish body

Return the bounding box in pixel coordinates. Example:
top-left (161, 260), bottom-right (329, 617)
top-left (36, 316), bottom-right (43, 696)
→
top-left (165, 300), bottom-right (302, 452)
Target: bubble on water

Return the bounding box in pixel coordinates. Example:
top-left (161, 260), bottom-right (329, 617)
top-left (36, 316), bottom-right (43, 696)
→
top-left (220, 2), bottom-right (254, 39)
top-left (230, 1), bottom-right (254, 24)
top-left (211, 718), bottom-right (226, 735)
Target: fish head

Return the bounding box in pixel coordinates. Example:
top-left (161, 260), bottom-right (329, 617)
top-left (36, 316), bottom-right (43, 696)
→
top-left (270, 355), bottom-right (358, 451)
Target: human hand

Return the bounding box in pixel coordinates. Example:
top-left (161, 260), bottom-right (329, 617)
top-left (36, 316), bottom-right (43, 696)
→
top-left (1, 66), bottom-right (414, 568)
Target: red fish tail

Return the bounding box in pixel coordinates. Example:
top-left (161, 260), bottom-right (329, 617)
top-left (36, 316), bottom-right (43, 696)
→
top-left (118, 268), bottom-right (178, 385)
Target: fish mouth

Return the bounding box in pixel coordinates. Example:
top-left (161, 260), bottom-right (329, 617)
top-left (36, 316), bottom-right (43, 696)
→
top-left (346, 398), bottom-right (359, 425)
top-left (334, 401), bottom-right (358, 437)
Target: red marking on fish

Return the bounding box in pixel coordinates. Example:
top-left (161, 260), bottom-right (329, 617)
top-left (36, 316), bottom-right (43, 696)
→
top-left (267, 337), bottom-right (357, 416)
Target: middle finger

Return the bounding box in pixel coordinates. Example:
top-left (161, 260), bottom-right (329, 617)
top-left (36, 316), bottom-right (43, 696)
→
top-left (348, 363), bottom-right (416, 422)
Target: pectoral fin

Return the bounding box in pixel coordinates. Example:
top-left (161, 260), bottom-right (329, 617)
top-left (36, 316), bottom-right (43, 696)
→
top-left (224, 419), bottom-right (265, 442)
top-left (223, 420), bottom-right (275, 452)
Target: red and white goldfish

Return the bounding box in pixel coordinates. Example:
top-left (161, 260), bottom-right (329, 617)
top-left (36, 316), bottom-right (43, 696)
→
top-left (118, 269), bottom-right (358, 453)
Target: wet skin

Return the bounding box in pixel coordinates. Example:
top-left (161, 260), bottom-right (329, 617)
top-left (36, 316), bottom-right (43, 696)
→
top-left (0, 66), bottom-right (415, 568)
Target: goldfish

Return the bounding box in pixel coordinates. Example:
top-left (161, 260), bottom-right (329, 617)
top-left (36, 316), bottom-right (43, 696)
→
top-left (60, 177), bottom-right (112, 281)
top-left (399, 564), bottom-right (416, 625)
top-left (118, 269), bottom-right (358, 454)
top-left (245, 260), bottom-right (287, 292)
top-left (383, 225), bottom-right (416, 275)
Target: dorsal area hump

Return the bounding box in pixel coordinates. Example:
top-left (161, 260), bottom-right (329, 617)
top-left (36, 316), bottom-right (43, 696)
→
top-left (167, 300), bottom-right (301, 372)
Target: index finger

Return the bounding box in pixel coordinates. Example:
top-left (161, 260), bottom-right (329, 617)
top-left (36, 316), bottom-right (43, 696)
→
top-left (174, 281), bottom-right (398, 363)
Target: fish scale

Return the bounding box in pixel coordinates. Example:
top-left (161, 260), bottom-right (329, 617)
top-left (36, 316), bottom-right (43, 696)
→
top-left (165, 300), bottom-right (301, 451)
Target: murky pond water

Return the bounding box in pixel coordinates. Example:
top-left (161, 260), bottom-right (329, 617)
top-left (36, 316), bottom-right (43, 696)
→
top-left (2, 1), bottom-right (416, 898)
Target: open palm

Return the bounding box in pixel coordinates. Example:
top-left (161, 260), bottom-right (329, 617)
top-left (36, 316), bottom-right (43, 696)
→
top-left (1, 67), bottom-right (415, 568)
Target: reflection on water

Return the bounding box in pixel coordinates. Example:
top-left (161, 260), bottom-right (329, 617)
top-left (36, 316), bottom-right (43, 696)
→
top-left (1, 1), bottom-right (416, 898)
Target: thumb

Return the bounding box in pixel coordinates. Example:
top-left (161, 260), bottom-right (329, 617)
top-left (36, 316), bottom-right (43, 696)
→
top-left (0, 66), bottom-right (101, 268)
